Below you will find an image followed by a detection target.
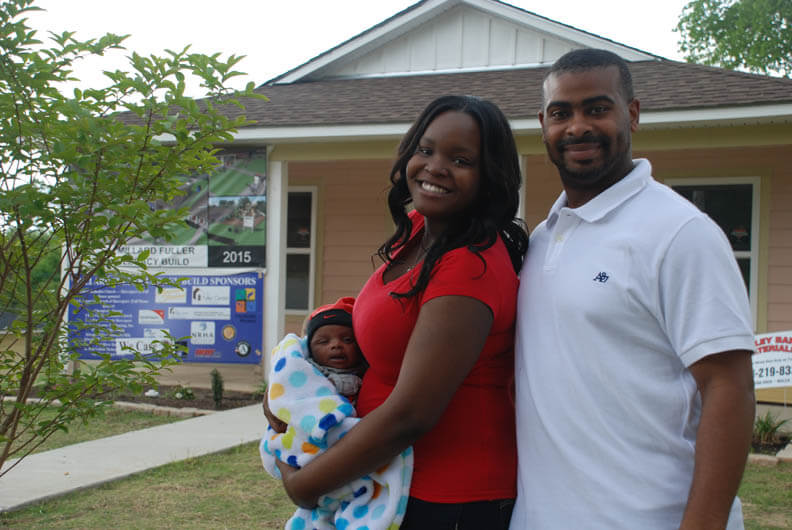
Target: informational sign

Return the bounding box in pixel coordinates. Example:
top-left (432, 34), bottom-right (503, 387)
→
top-left (121, 149), bottom-right (267, 268)
top-left (70, 272), bottom-right (262, 364)
top-left (117, 245), bottom-right (208, 268)
top-left (753, 331), bottom-right (792, 389)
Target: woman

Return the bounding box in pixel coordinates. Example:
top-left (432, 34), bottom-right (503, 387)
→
top-left (272, 95), bottom-right (528, 529)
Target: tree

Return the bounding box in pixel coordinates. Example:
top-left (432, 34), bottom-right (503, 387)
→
top-left (676, 0), bottom-right (792, 77)
top-left (0, 0), bottom-right (265, 475)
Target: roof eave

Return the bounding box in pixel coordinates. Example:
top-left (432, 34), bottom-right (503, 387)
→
top-left (221, 104), bottom-right (792, 144)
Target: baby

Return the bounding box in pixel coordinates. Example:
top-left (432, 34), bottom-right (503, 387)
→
top-left (302, 297), bottom-right (366, 405)
top-left (260, 297), bottom-right (412, 530)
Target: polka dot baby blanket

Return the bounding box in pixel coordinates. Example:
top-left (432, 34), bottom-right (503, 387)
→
top-left (260, 333), bottom-right (413, 530)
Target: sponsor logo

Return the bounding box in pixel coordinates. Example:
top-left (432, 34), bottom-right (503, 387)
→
top-left (143, 328), bottom-right (170, 339)
top-left (235, 340), bottom-right (251, 357)
top-left (115, 337), bottom-right (172, 357)
top-left (195, 348), bottom-right (219, 358)
top-left (191, 286), bottom-right (230, 306)
top-left (190, 321), bottom-right (215, 345)
top-left (154, 287), bottom-right (186, 304)
top-left (138, 309), bottom-right (165, 325)
top-left (167, 307), bottom-right (231, 320)
top-left (222, 325), bottom-right (236, 341)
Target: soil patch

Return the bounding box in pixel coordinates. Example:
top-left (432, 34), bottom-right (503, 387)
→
top-left (751, 437), bottom-right (790, 456)
top-left (113, 385), bottom-right (262, 411)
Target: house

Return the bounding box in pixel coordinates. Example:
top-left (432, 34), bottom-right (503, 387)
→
top-left (165, 0), bottom-right (792, 400)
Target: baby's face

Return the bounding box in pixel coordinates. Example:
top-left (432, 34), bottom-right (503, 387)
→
top-left (310, 325), bottom-right (361, 370)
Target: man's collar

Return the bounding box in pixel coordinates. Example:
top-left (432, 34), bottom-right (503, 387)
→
top-left (547, 159), bottom-right (651, 226)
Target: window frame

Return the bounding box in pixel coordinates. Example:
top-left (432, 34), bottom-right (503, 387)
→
top-left (665, 176), bottom-right (759, 328)
top-left (284, 186), bottom-right (317, 315)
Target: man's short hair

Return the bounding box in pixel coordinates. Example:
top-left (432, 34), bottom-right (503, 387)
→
top-left (545, 49), bottom-right (635, 102)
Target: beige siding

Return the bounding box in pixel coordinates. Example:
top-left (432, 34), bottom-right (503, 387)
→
top-left (284, 314), bottom-right (305, 337)
top-left (522, 154), bottom-right (562, 231)
top-left (289, 159), bottom-right (394, 308)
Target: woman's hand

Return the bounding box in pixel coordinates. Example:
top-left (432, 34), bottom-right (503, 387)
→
top-left (262, 395), bottom-right (287, 433)
top-left (275, 460), bottom-right (319, 509)
top-left (265, 396), bottom-right (316, 506)
top-left (274, 295), bottom-right (493, 503)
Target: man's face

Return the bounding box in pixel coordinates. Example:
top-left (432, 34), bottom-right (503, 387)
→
top-left (538, 66), bottom-right (639, 200)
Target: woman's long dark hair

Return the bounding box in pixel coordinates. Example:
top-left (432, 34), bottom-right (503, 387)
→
top-left (378, 95), bottom-right (529, 299)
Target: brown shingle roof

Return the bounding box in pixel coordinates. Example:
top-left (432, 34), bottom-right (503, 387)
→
top-left (229, 60), bottom-right (792, 129)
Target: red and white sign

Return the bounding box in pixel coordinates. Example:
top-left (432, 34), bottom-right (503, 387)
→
top-left (753, 331), bottom-right (792, 389)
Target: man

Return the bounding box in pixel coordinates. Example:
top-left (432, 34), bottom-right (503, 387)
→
top-left (512, 49), bottom-right (755, 529)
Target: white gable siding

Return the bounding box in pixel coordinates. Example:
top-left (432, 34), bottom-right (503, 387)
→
top-left (489, 18), bottom-right (516, 66)
top-left (273, 0), bottom-right (655, 84)
top-left (317, 5), bottom-right (581, 79)
top-left (515, 30), bottom-right (542, 63)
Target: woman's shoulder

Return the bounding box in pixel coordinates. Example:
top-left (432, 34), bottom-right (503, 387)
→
top-left (432, 237), bottom-right (516, 295)
top-left (442, 234), bottom-right (512, 268)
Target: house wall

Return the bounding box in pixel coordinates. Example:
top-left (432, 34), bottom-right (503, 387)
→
top-left (289, 159), bottom-right (394, 328)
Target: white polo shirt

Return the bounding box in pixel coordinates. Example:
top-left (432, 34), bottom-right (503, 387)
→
top-left (511, 159), bottom-right (754, 530)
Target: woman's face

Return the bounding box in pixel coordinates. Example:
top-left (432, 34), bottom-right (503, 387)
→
top-left (405, 111), bottom-right (481, 225)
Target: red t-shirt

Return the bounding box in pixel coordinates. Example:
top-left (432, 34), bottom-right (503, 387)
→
top-left (354, 212), bottom-right (518, 503)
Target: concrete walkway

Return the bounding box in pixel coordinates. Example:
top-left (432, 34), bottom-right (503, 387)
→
top-left (2, 402), bottom-right (791, 514)
top-left (0, 404), bottom-right (265, 513)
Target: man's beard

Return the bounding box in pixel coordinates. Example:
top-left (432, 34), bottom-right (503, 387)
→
top-left (551, 134), bottom-right (628, 191)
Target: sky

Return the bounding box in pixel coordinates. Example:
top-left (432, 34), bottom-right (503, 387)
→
top-left (28, 0), bottom-right (691, 95)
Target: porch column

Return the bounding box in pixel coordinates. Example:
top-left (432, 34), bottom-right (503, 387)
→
top-left (264, 159), bottom-right (287, 371)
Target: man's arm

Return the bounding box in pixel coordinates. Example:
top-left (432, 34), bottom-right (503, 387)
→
top-left (681, 349), bottom-right (755, 530)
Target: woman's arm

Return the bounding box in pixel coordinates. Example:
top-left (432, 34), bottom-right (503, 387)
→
top-left (278, 294), bottom-right (493, 508)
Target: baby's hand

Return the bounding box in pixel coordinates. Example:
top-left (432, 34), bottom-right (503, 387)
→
top-left (262, 396), bottom-right (287, 433)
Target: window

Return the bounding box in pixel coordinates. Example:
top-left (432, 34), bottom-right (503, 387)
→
top-left (668, 178), bottom-right (759, 326)
top-left (285, 188), bottom-right (316, 312)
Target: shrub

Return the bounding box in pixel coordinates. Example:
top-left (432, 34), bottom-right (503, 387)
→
top-left (167, 386), bottom-right (195, 401)
top-left (754, 411), bottom-right (790, 445)
top-left (0, 0), bottom-right (263, 476)
top-left (211, 369), bottom-right (224, 409)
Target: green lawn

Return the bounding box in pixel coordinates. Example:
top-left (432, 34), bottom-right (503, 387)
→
top-left (207, 222), bottom-right (265, 245)
top-left (31, 407), bottom-right (185, 455)
top-left (210, 171), bottom-right (254, 196)
top-left (740, 460), bottom-right (792, 529)
top-left (1, 407), bottom-right (788, 529)
top-left (209, 159), bottom-right (267, 196)
top-left (0, 442), bottom-right (293, 529)
top-left (167, 222), bottom-right (205, 245)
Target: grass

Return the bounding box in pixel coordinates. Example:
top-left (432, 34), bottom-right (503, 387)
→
top-left (740, 461), bottom-right (792, 529)
top-left (1, 408), bottom-right (789, 529)
top-left (30, 407), bottom-right (185, 455)
top-left (0, 442), bottom-right (293, 529)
